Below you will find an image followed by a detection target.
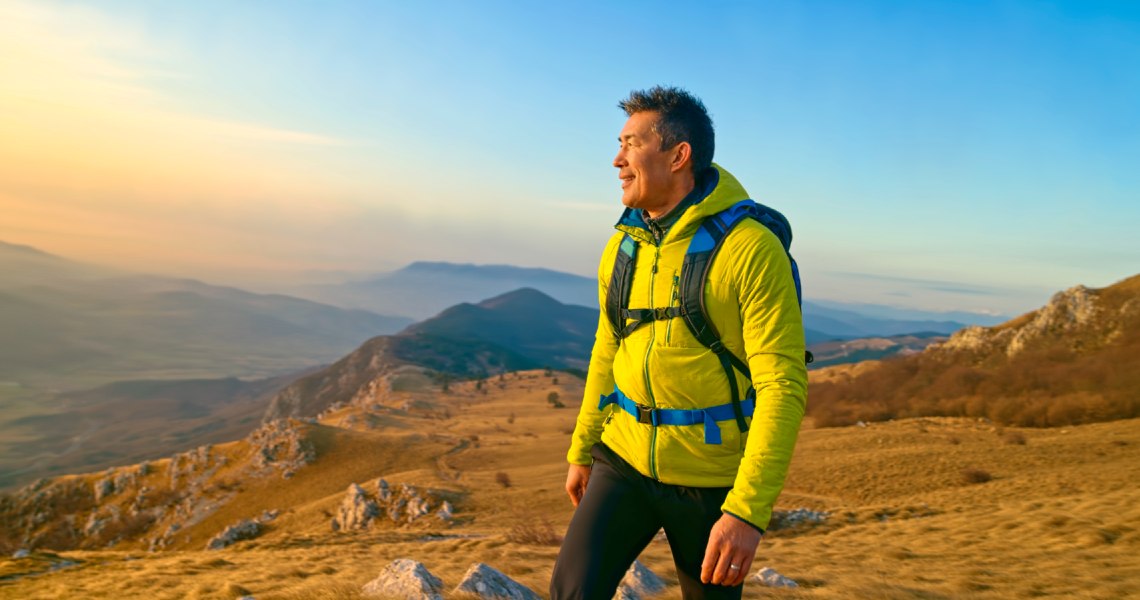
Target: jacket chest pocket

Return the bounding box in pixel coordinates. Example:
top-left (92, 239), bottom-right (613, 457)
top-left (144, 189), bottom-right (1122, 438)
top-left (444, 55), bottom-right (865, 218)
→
top-left (661, 273), bottom-right (735, 350)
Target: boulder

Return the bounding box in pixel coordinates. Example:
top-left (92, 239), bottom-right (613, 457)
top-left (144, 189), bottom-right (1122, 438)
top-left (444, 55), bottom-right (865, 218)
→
top-left (452, 563), bottom-right (540, 600)
top-left (437, 501), bottom-right (454, 521)
top-left (362, 559), bottom-right (444, 600)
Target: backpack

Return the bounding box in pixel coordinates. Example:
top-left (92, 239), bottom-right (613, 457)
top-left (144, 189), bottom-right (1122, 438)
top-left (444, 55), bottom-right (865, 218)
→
top-left (603, 199), bottom-right (812, 436)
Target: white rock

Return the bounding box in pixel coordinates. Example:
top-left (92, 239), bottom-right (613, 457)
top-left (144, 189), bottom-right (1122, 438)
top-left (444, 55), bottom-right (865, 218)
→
top-left (12, 549), bottom-right (30, 559)
top-left (362, 559), bottom-right (444, 599)
top-left (452, 563), bottom-right (540, 600)
top-left (753, 566), bottom-right (798, 588)
top-left (619, 560), bottom-right (666, 597)
top-left (406, 495), bottom-right (431, 523)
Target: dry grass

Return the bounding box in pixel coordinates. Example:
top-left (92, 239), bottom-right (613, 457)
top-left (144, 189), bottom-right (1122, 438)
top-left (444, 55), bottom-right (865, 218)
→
top-left (3, 370), bottom-right (1140, 599)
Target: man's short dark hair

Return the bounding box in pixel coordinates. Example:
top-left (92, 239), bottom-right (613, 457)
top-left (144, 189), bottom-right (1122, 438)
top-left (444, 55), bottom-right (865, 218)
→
top-left (619, 86), bottom-right (715, 173)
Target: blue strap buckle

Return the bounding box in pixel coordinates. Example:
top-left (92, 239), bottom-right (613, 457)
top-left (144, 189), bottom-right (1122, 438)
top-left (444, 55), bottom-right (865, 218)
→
top-left (636, 405), bottom-right (659, 426)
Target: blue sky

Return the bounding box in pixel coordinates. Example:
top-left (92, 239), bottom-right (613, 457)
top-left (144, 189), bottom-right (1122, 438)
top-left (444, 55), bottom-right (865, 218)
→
top-left (1, 0), bottom-right (1137, 315)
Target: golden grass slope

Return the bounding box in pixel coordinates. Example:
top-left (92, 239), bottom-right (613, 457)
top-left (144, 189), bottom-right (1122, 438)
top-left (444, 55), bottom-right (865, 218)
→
top-left (2, 369), bottom-right (1139, 599)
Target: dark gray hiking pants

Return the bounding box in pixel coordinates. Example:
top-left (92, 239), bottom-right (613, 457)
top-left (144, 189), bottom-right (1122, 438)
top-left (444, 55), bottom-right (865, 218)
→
top-left (549, 443), bottom-right (743, 600)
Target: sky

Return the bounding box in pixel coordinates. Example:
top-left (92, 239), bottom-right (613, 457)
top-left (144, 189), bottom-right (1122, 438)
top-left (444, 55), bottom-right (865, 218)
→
top-left (1, 0), bottom-right (1137, 316)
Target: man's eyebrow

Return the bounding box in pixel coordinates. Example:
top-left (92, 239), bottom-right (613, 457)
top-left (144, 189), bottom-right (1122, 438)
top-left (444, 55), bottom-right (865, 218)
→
top-left (618, 133), bottom-right (641, 142)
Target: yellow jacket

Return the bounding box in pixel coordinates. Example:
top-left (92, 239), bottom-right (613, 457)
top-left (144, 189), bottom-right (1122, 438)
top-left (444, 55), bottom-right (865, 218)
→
top-left (567, 164), bottom-right (807, 531)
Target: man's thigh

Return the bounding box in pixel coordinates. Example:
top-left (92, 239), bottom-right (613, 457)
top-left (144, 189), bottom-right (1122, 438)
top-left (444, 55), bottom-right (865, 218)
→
top-left (660, 484), bottom-right (743, 600)
top-left (550, 448), bottom-right (661, 600)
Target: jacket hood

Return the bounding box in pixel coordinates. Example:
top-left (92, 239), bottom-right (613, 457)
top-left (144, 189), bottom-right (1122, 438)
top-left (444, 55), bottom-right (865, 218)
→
top-left (614, 163), bottom-right (750, 244)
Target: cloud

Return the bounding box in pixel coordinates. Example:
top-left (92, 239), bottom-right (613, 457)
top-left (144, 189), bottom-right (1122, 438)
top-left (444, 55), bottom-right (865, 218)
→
top-left (0, 0), bottom-right (350, 206)
top-left (826, 271), bottom-right (1004, 297)
top-left (0, 0), bottom-right (377, 278)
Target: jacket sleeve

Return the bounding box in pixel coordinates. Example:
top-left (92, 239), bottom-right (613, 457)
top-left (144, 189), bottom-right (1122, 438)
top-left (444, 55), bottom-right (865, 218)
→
top-left (720, 226), bottom-right (808, 531)
top-left (566, 233), bottom-right (624, 465)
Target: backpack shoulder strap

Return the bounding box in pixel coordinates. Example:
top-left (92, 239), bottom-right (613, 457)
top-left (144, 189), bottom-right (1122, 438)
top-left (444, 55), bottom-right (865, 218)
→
top-left (678, 199), bottom-right (762, 371)
top-left (677, 199), bottom-right (813, 432)
top-left (604, 234), bottom-right (638, 338)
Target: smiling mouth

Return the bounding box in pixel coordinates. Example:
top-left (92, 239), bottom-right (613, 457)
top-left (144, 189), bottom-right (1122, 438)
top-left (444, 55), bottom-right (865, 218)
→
top-left (620, 176), bottom-right (633, 189)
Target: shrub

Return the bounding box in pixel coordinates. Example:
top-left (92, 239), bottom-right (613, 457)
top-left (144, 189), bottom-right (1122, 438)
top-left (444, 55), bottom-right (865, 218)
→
top-left (495, 472), bottom-right (512, 488)
top-left (506, 518), bottom-right (563, 546)
top-left (1001, 431), bottom-right (1027, 445)
top-left (961, 468), bottom-right (993, 484)
top-left (547, 392), bottom-right (565, 408)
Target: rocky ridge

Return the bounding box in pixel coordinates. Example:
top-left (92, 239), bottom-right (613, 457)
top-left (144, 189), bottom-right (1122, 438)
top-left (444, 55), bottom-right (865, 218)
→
top-left (935, 284), bottom-right (1136, 358)
top-left (0, 419), bottom-right (315, 553)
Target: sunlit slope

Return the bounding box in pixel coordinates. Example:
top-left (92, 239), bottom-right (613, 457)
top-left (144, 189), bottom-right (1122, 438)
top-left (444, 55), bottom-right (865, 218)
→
top-left (809, 274), bottom-right (1140, 427)
top-left (2, 367), bottom-right (1138, 599)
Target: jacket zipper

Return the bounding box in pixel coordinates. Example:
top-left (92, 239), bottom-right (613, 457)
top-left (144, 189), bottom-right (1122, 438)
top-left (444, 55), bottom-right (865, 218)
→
top-left (644, 247), bottom-right (660, 480)
top-left (665, 274), bottom-right (679, 344)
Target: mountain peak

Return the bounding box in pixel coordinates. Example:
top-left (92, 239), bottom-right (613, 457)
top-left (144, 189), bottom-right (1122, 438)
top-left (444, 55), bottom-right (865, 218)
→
top-left (0, 240), bottom-right (59, 259)
top-left (400, 261), bottom-right (573, 279)
top-left (477, 287), bottom-right (564, 311)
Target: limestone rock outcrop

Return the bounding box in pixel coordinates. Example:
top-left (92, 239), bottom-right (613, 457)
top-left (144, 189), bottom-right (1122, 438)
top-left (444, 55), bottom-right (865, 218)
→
top-left (937, 284), bottom-right (1116, 358)
top-left (249, 420), bottom-right (314, 478)
top-left (768, 507), bottom-right (830, 530)
top-left (331, 484), bottom-right (380, 532)
top-left (206, 519), bottom-right (261, 550)
top-left (361, 558), bottom-right (444, 600)
top-left (331, 479), bottom-right (453, 532)
top-left (452, 562), bottom-right (540, 600)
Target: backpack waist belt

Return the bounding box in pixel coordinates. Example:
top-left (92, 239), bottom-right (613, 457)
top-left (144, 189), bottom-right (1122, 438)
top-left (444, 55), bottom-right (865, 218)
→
top-left (598, 386), bottom-right (755, 445)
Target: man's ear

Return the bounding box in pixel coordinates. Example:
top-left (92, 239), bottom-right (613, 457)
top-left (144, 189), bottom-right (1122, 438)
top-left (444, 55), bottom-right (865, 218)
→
top-left (670, 141), bottom-right (692, 174)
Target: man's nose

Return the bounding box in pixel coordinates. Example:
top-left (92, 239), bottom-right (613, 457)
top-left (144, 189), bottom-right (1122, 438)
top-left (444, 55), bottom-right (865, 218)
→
top-left (613, 148), bottom-right (626, 168)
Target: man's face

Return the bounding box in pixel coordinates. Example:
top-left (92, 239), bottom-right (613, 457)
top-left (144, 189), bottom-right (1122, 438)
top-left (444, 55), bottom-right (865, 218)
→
top-left (613, 111), bottom-right (677, 213)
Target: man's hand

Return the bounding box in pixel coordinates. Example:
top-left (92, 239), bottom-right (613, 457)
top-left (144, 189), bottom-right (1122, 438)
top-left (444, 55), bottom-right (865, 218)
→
top-left (700, 514), bottom-right (762, 586)
top-left (565, 464), bottom-right (592, 507)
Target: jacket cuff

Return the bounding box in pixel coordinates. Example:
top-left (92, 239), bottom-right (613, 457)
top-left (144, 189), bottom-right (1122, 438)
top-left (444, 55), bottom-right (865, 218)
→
top-left (723, 510), bottom-right (765, 535)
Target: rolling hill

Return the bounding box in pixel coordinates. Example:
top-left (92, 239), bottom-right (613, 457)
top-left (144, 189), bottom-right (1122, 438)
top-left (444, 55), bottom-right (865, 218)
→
top-left (263, 288), bottom-right (595, 422)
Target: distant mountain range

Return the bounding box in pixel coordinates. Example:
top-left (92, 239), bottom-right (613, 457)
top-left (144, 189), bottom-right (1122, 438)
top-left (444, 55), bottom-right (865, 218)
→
top-left (289, 260), bottom-right (1008, 339)
top-left (801, 301), bottom-right (1006, 344)
top-left (294, 261), bottom-right (599, 320)
top-left (806, 332), bottom-right (948, 368)
top-left (0, 242), bottom-right (412, 389)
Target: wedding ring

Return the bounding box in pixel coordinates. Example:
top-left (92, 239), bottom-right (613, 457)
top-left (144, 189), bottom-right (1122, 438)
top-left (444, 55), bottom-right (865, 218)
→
top-left (729, 564), bottom-right (740, 570)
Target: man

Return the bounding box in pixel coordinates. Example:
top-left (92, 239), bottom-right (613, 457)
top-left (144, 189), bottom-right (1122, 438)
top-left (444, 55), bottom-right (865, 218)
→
top-left (550, 86), bottom-right (808, 599)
